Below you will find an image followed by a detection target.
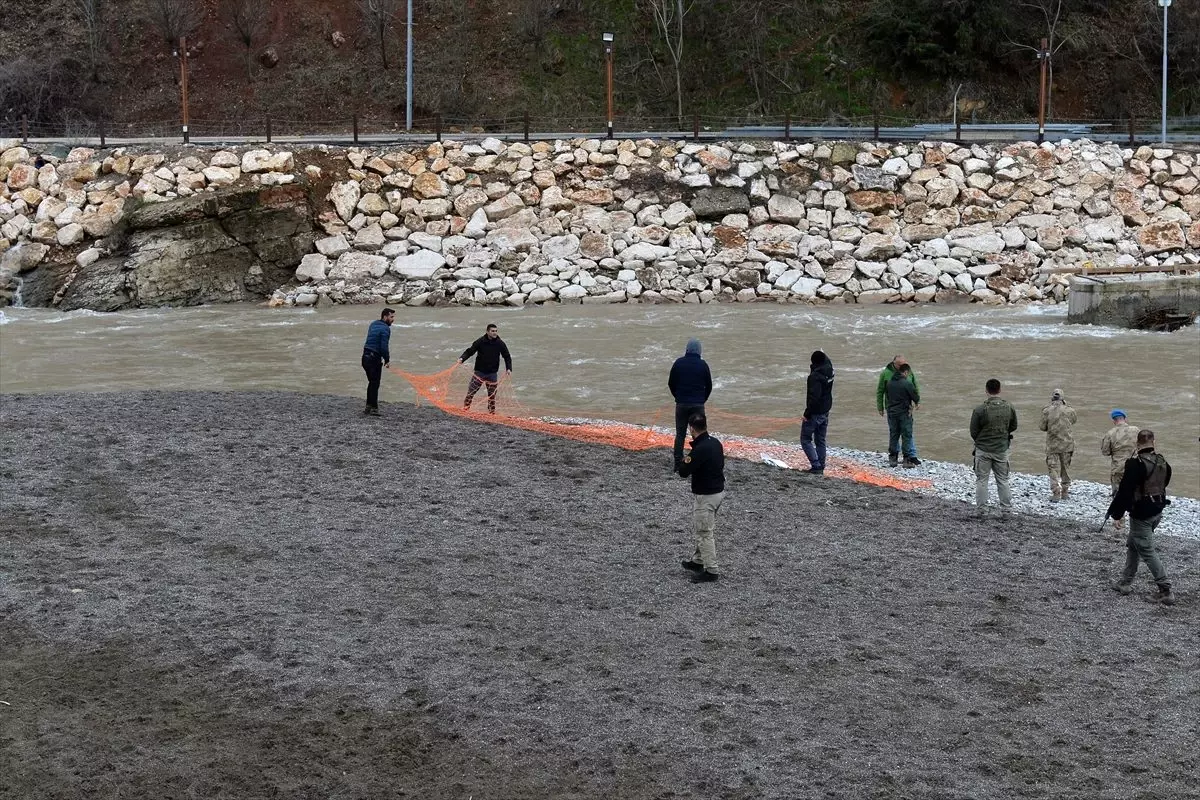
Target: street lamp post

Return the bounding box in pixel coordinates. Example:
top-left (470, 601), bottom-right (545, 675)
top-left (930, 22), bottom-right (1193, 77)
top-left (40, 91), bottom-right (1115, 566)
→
top-left (174, 36), bottom-right (190, 144)
top-left (1036, 37), bottom-right (1049, 144)
top-left (406, 0), bottom-right (413, 132)
top-left (1160, 0), bottom-right (1172, 144)
top-left (603, 32), bottom-right (615, 139)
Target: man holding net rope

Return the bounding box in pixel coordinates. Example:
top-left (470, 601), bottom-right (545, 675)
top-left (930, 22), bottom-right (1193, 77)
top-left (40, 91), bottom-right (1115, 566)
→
top-left (457, 323), bottom-right (513, 414)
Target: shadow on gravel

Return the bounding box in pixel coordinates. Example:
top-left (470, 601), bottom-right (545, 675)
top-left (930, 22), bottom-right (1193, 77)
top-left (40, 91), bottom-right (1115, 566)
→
top-left (1, 391), bottom-right (1197, 800)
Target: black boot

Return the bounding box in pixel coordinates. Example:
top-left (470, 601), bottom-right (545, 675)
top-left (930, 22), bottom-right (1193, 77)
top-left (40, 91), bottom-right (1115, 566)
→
top-left (690, 570), bottom-right (719, 583)
top-left (681, 559), bottom-right (705, 572)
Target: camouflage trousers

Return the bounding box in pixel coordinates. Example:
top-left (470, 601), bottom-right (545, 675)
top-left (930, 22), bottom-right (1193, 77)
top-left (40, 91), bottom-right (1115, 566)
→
top-left (1046, 451), bottom-right (1073, 497)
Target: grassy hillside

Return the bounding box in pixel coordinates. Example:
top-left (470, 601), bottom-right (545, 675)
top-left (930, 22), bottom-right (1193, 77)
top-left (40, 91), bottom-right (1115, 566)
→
top-left (1, 0), bottom-right (1197, 133)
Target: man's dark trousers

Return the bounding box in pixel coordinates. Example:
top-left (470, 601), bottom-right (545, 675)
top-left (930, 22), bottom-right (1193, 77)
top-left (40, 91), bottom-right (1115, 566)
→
top-left (801, 413), bottom-right (828, 470)
top-left (362, 350), bottom-right (383, 408)
top-left (887, 412), bottom-right (916, 459)
top-left (674, 403), bottom-right (704, 469)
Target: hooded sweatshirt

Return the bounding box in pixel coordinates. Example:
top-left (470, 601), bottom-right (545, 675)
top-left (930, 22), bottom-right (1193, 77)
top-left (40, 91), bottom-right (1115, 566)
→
top-left (803, 351), bottom-right (834, 418)
top-left (668, 338), bottom-right (712, 406)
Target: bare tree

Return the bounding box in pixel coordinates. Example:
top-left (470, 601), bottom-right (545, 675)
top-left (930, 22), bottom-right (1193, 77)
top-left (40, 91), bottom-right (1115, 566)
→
top-left (1006, 0), bottom-right (1067, 119)
top-left (145, 0), bottom-right (204, 50)
top-left (359, 0), bottom-right (402, 70)
top-left (643, 0), bottom-right (691, 126)
top-left (73, 0), bottom-right (106, 82)
top-left (223, 0), bottom-right (271, 81)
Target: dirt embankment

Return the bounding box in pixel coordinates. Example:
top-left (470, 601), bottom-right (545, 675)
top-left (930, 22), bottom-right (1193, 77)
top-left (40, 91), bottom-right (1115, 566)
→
top-left (1, 391), bottom-right (1197, 799)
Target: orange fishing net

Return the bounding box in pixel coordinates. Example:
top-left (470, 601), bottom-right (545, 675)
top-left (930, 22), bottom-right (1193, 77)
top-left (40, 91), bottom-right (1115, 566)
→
top-left (388, 364), bottom-right (932, 491)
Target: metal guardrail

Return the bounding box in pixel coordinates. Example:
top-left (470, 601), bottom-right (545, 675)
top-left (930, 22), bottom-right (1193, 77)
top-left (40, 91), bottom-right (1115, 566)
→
top-left (2, 115), bottom-right (1199, 147)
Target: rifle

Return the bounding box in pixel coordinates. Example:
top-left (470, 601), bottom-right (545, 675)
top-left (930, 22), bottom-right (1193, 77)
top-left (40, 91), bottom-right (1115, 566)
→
top-left (1097, 514), bottom-right (1109, 533)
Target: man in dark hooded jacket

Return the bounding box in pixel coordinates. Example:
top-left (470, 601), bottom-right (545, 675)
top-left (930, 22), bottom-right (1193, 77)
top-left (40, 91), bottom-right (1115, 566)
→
top-left (668, 338), bottom-right (712, 472)
top-left (801, 350), bottom-right (834, 474)
top-left (1108, 429), bottom-right (1176, 606)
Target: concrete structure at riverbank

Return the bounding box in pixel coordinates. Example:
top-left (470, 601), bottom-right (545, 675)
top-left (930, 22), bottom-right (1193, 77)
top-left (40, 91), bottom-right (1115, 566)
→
top-left (1068, 272), bottom-right (1200, 329)
top-left (1, 137), bottom-right (1199, 311)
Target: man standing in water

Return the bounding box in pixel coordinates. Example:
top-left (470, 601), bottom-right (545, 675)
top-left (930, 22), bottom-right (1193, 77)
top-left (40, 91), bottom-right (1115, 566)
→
top-left (970, 378), bottom-right (1018, 519)
top-left (361, 307), bottom-right (394, 416)
top-left (1108, 430), bottom-right (1176, 606)
top-left (801, 350), bottom-right (834, 475)
top-left (678, 413), bottom-right (725, 584)
top-left (1039, 388), bottom-right (1077, 502)
top-left (885, 363), bottom-right (921, 468)
top-left (668, 338), bottom-right (712, 473)
top-left (458, 323), bottom-right (513, 414)
top-left (1101, 409), bottom-right (1139, 529)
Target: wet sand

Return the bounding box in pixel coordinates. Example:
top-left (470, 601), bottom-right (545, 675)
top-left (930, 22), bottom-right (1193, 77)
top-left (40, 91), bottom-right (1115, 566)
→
top-left (1, 391), bottom-right (1197, 799)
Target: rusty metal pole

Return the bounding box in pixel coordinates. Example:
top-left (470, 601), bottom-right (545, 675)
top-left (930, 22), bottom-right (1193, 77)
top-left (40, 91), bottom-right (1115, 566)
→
top-left (179, 35), bottom-right (190, 144)
top-left (435, 113), bottom-right (442, 143)
top-left (692, 114), bottom-right (699, 141)
top-left (784, 112), bottom-right (791, 142)
top-left (1036, 37), bottom-right (1048, 144)
top-left (99, 118), bottom-right (106, 148)
top-left (523, 111), bottom-right (530, 143)
top-left (266, 117), bottom-right (272, 144)
top-left (352, 114), bottom-right (359, 144)
top-left (1128, 111), bottom-right (1136, 146)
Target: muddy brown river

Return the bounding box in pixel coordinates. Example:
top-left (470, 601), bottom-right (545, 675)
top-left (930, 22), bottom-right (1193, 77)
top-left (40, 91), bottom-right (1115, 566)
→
top-left (1, 302), bottom-right (1197, 497)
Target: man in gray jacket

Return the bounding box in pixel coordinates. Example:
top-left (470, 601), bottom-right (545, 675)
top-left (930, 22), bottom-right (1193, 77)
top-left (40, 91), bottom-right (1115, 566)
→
top-left (970, 378), bottom-right (1018, 519)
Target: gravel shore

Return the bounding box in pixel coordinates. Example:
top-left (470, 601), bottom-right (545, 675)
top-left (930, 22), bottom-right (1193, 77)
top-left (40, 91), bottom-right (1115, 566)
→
top-left (821, 446), bottom-right (1200, 540)
top-left (2, 391), bottom-right (1197, 800)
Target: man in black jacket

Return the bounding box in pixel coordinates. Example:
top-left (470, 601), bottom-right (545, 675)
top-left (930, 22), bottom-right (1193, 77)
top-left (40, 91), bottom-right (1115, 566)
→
top-left (885, 363), bottom-right (921, 468)
top-left (1108, 429), bottom-right (1176, 606)
top-left (668, 338), bottom-right (713, 472)
top-left (801, 350), bottom-right (834, 474)
top-left (678, 413), bottom-right (725, 584)
top-left (458, 323), bottom-right (513, 414)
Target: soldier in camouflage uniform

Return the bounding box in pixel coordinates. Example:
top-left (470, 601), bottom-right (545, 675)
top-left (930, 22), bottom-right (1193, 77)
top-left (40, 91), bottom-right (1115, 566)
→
top-left (1100, 409), bottom-right (1139, 529)
top-left (1039, 388), bottom-right (1077, 502)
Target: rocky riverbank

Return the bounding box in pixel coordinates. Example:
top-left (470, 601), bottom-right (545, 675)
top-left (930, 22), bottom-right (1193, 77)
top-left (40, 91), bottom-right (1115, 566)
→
top-left (1, 137), bottom-right (1198, 310)
top-left (2, 390), bottom-right (1196, 799)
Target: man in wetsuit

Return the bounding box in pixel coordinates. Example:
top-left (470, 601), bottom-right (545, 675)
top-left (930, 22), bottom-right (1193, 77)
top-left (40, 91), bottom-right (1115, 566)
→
top-left (458, 323), bottom-right (513, 414)
top-left (1108, 429), bottom-right (1176, 606)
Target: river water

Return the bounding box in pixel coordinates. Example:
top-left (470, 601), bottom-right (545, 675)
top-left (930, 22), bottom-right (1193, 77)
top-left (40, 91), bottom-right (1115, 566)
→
top-left (2, 302), bottom-right (1198, 498)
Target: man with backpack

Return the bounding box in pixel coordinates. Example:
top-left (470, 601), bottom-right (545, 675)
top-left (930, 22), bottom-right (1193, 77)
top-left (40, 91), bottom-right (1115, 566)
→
top-left (1108, 429), bottom-right (1176, 606)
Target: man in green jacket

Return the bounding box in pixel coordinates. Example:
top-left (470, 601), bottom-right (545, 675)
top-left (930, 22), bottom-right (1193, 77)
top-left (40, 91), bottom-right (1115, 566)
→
top-left (876, 355), bottom-right (919, 417)
top-left (970, 378), bottom-right (1018, 519)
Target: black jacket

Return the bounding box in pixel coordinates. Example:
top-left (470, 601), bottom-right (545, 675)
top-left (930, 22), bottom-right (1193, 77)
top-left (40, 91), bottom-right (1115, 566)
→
top-left (678, 431), bottom-right (725, 495)
top-left (1107, 448), bottom-right (1172, 521)
top-left (460, 335), bottom-right (512, 374)
top-left (885, 374), bottom-right (920, 417)
top-left (803, 359), bottom-right (834, 418)
top-left (668, 353), bottom-right (713, 406)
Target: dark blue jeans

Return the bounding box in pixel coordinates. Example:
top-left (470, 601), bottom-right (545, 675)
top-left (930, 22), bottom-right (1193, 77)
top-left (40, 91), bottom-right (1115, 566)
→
top-left (362, 350), bottom-right (383, 408)
top-left (800, 413), bottom-right (828, 470)
top-left (887, 412), bottom-right (917, 459)
top-left (674, 403), bottom-right (704, 468)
